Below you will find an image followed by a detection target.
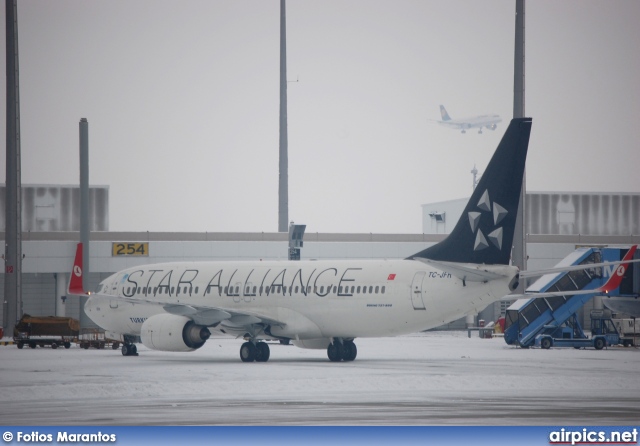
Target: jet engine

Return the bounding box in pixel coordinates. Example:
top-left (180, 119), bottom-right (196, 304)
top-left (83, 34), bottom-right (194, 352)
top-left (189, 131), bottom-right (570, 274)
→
top-left (487, 124), bottom-right (498, 130)
top-left (140, 314), bottom-right (210, 352)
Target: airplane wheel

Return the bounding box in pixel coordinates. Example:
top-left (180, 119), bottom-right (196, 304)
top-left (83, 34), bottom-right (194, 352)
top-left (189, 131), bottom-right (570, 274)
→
top-left (255, 342), bottom-right (270, 362)
top-left (122, 343), bottom-right (137, 356)
top-left (240, 342), bottom-right (257, 362)
top-left (342, 341), bottom-right (357, 361)
top-left (327, 342), bottom-right (343, 362)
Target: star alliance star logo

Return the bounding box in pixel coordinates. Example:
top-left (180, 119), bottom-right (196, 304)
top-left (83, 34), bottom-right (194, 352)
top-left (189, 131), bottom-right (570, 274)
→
top-left (468, 189), bottom-right (507, 251)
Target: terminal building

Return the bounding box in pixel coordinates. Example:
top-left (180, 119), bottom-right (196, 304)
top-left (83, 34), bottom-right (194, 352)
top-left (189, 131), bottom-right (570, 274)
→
top-left (1, 185), bottom-right (639, 330)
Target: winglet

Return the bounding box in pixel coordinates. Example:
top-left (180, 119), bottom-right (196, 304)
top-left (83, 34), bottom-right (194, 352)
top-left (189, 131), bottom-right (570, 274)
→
top-left (599, 245), bottom-right (637, 293)
top-left (68, 243), bottom-right (89, 295)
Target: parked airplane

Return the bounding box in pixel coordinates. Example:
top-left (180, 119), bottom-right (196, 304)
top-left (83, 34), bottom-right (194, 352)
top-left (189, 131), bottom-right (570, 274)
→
top-left (436, 105), bottom-right (502, 134)
top-left (69, 118), bottom-right (535, 361)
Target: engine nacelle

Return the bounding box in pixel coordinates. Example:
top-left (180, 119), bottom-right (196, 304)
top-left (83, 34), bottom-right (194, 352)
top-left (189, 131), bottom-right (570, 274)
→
top-left (487, 124), bottom-right (497, 130)
top-left (140, 314), bottom-right (210, 352)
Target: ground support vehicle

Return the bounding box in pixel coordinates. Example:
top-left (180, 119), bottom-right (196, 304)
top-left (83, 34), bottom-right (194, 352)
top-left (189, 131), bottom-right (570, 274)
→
top-left (612, 318), bottom-right (640, 347)
top-left (535, 311), bottom-right (622, 350)
top-left (13, 314), bottom-right (80, 349)
top-left (78, 328), bottom-right (121, 350)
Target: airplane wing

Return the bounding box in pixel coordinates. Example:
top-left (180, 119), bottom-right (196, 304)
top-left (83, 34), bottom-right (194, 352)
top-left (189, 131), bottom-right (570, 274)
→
top-left (106, 292), bottom-right (287, 330)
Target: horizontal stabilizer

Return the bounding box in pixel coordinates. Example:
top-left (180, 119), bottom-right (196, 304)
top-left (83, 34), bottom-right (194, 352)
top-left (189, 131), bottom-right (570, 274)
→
top-left (413, 258), bottom-right (515, 283)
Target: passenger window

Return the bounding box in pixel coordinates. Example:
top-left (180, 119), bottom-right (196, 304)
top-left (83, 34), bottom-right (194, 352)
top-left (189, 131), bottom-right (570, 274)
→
top-left (369, 286), bottom-right (373, 293)
top-left (375, 286), bottom-right (379, 294)
top-left (195, 287), bottom-right (199, 294)
top-left (381, 286), bottom-right (385, 294)
top-left (171, 287), bottom-right (175, 294)
top-left (363, 286), bottom-right (367, 294)
top-left (320, 286), bottom-right (324, 294)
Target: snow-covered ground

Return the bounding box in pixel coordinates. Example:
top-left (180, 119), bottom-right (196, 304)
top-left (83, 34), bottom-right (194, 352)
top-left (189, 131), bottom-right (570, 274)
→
top-left (1, 331), bottom-right (639, 425)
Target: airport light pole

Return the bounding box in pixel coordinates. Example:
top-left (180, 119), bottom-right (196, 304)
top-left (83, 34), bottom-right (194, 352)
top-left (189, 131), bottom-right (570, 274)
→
top-left (512, 0), bottom-right (527, 291)
top-left (3, 0), bottom-right (23, 336)
top-left (278, 0), bottom-right (289, 232)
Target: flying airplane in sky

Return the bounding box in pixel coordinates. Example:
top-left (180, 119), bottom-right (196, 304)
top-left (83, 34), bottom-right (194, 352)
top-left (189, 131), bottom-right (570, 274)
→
top-left (436, 105), bottom-right (502, 134)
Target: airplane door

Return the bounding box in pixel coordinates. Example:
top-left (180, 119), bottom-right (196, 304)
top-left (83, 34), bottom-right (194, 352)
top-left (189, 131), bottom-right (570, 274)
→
top-left (411, 272), bottom-right (426, 310)
top-left (110, 275), bottom-right (121, 308)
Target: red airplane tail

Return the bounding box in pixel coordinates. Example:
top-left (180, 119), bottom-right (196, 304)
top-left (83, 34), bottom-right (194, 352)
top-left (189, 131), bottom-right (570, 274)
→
top-left (599, 245), bottom-right (637, 293)
top-left (68, 243), bottom-right (89, 295)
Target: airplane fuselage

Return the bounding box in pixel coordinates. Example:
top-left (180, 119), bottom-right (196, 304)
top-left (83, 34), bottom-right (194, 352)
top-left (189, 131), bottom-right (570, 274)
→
top-left (85, 259), bottom-right (517, 345)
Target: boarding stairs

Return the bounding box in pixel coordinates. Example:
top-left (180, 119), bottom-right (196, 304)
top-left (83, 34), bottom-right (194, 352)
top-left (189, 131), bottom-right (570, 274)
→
top-left (503, 247), bottom-right (607, 348)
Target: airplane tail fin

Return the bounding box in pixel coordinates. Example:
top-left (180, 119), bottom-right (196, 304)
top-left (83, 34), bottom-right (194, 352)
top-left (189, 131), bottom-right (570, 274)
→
top-left (68, 243), bottom-right (89, 295)
top-left (439, 105), bottom-right (452, 121)
top-left (599, 245), bottom-right (637, 293)
top-left (410, 117), bottom-right (533, 265)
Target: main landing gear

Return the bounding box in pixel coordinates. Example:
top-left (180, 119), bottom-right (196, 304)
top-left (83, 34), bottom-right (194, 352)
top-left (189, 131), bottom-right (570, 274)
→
top-left (121, 343), bottom-right (138, 356)
top-left (327, 339), bottom-right (357, 362)
top-left (239, 341), bottom-right (270, 362)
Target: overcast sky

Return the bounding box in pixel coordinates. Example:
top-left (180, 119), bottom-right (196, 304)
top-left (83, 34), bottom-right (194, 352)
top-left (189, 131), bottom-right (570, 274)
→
top-left (1, 0), bottom-right (638, 234)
